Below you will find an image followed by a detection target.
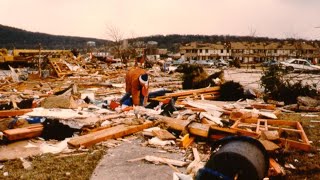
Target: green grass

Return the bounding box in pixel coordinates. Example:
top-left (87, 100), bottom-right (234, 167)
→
top-left (0, 146), bottom-right (106, 180)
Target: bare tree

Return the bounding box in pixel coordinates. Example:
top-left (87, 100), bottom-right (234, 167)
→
top-left (248, 26), bottom-right (257, 38)
top-left (247, 26), bottom-right (257, 65)
top-left (106, 25), bottom-right (124, 60)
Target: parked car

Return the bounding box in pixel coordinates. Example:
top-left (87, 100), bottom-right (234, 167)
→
top-left (194, 60), bottom-right (215, 67)
top-left (172, 58), bottom-right (185, 65)
top-left (214, 59), bottom-right (229, 67)
top-left (262, 59), bottom-right (279, 67)
top-left (280, 58), bottom-right (320, 72)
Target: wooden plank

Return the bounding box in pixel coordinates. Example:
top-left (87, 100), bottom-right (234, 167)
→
top-left (159, 115), bottom-right (209, 137)
top-left (261, 130), bottom-right (279, 140)
top-left (155, 86), bottom-right (220, 99)
top-left (152, 129), bottom-right (176, 140)
top-left (0, 109), bottom-right (33, 117)
top-left (251, 103), bottom-right (276, 110)
top-left (269, 158), bottom-right (286, 176)
top-left (210, 125), bottom-right (237, 134)
top-left (297, 121), bottom-right (310, 146)
top-left (233, 118), bottom-right (311, 151)
top-left (188, 122), bottom-right (210, 138)
top-left (192, 148), bottom-right (200, 162)
top-left (144, 155), bottom-right (188, 167)
top-left (160, 117), bottom-right (191, 131)
top-left (180, 134), bottom-right (195, 148)
top-left (260, 119), bottom-right (297, 127)
top-left (259, 139), bottom-right (280, 151)
top-left (3, 124), bottom-right (43, 141)
top-left (68, 121), bottom-right (154, 148)
top-left (231, 127), bottom-right (260, 138)
top-left (279, 138), bottom-right (311, 151)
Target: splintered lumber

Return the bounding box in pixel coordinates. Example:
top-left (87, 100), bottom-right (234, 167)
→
top-left (3, 124), bottom-right (43, 141)
top-left (180, 134), bottom-right (195, 148)
top-left (250, 103), bottom-right (276, 110)
top-left (261, 130), bottom-right (279, 140)
top-left (0, 109), bottom-right (33, 117)
top-left (160, 117), bottom-right (191, 131)
top-left (152, 86), bottom-right (220, 101)
top-left (188, 122), bottom-right (210, 137)
top-left (230, 120), bottom-right (260, 138)
top-left (144, 155), bottom-right (188, 167)
top-left (232, 119), bottom-right (312, 151)
top-left (210, 125), bottom-right (237, 134)
top-left (152, 129), bottom-right (176, 140)
top-left (259, 139), bottom-right (280, 151)
top-left (187, 148), bottom-right (205, 175)
top-left (68, 121), bottom-right (154, 148)
top-left (192, 148), bottom-right (200, 162)
top-left (269, 158), bottom-right (286, 176)
top-left (159, 117), bottom-right (209, 137)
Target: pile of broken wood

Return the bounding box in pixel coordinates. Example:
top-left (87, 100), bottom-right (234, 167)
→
top-left (0, 84), bottom-right (312, 178)
top-left (0, 63), bottom-right (316, 179)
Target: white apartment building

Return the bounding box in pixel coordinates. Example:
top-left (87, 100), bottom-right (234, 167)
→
top-left (180, 41), bottom-right (320, 64)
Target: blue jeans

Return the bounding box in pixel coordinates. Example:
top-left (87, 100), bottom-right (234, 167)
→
top-left (120, 89), bottom-right (171, 106)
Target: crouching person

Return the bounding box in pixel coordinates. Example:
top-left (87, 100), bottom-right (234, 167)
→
top-left (120, 67), bottom-right (149, 107)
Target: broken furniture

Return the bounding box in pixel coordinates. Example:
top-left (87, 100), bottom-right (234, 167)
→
top-left (231, 118), bottom-right (311, 151)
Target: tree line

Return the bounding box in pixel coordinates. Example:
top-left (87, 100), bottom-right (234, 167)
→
top-left (1, 24), bottom-right (319, 53)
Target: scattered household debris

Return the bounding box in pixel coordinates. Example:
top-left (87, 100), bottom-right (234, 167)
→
top-left (0, 58), bottom-right (319, 179)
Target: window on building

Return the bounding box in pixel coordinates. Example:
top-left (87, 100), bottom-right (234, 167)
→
top-left (199, 49), bottom-right (202, 53)
top-left (205, 49), bottom-right (208, 53)
top-left (221, 49), bottom-right (223, 53)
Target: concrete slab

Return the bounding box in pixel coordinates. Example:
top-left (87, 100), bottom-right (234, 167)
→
top-left (91, 138), bottom-right (186, 180)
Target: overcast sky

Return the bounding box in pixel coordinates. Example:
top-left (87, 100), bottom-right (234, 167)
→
top-left (1, 0), bottom-right (320, 40)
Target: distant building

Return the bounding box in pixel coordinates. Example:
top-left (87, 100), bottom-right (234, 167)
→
top-left (147, 41), bottom-right (158, 47)
top-left (87, 41), bottom-right (96, 47)
top-left (180, 41), bottom-right (320, 64)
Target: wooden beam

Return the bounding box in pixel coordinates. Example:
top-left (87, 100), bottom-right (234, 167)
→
top-left (251, 103), bottom-right (276, 110)
top-left (0, 109), bottom-right (33, 117)
top-left (160, 117), bottom-right (191, 131)
top-left (297, 121), bottom-right (310, 145)
top-left (188, 122), bottom-right (210, 138)
top-left (68, 121), bottom-right (154, 148)
top-left (3, 124), bottom-right (43, 141)
top-left (152, 129), bottom-right (176, 140)
top-left (279, 138), bottom-right (311, 151)
top-left (210, 125), bottom-right (237, 134)
top-left (155, 86), bottom-right (220, 99)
